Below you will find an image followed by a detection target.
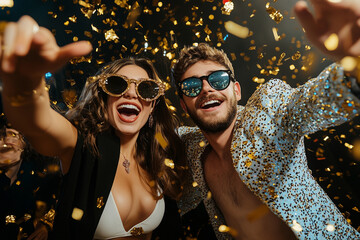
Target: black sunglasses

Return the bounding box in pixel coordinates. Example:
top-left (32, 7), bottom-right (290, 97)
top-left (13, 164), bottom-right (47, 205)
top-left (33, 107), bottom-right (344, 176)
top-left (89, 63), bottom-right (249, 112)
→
top-left (92, 74), bottom-right (166, 101)
top-left (178, 70), bottom-right (234, 97)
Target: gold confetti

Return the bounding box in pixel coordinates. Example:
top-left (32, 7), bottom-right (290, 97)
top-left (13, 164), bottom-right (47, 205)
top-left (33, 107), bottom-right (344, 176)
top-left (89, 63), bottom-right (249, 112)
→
top-left (199, 141), bottom-right (205, 147)
top-left (91, 24), bottom-right (99, 32)
top-left (326, 224), bottom-right (335, 232)
top-left (340, 56), bottom-right (360, 72)
top-left (291, 220), bottom-right (303, 232)
top-left (71, 208), bottom-right (84, 220)
top-left (104, 29), bottom-right (119, 41)
top-left (69, 15), bottom-right (77, 22)
top-left (155, 132), bottom-right (168, 149)
top-left (0, 0), bottom-right (14, 7)
top-left (272, 27), bottom-right (280, 41)
top-left (62, 89), bottom-right (78, 109)
top-left (291, 51), bottom-right (301, 61)
top-left (207, 191), bottom-right (212, 199)
top-left (221, 1), bottom-right (234, 15)
top-left (97, 197), bottom-right (104, 208)
top-left (192, 181), bottom-right (198, 187)
top-left (218, 224), bottom-right (238, 237)
top-left (164, 158), bottom-right (175, 169)
top-left (224, 21), bottom-right (249, 39)
top-left (266, 3), bottom-right (283, 23)
top-left (324, 33), bottom-right (339, 51)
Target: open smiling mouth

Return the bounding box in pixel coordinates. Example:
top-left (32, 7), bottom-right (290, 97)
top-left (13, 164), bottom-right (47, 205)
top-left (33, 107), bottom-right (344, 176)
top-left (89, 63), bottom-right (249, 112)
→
top-left (200, 99), bottom-right (222, 109)
top-left (117, 104), bottom-right (141, 122)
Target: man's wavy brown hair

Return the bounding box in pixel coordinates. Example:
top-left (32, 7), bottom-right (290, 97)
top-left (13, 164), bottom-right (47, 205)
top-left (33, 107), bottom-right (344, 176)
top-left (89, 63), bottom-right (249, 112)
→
top-left (66, 58), bottom-right (186, 200)
top-left (172, 43), bottom-right (234, 97)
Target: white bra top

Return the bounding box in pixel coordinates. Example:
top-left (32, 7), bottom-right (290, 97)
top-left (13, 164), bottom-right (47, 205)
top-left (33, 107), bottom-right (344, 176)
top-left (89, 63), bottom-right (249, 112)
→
top-left (94, 191), bottom-right (165, 239)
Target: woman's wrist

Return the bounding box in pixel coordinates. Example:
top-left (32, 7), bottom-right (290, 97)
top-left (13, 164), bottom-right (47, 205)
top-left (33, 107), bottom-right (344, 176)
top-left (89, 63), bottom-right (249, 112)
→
top-left (1, 76), bottom-right (49, 107)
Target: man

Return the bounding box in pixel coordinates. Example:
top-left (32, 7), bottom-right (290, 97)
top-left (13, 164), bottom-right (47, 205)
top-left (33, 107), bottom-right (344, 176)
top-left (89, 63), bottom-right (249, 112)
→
top-left (173, 0), bottom-right (360, 239)
top-left (0, 114), bottom-right (60, 240)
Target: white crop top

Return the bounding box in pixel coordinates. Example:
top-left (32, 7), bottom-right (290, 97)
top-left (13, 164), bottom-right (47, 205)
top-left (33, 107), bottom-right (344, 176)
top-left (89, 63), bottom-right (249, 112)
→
top-left (94, 191), bottom-right (165, 239)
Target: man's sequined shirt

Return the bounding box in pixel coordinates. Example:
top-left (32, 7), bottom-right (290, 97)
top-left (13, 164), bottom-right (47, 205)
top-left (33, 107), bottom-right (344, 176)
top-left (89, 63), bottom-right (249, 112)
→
top-left (178, 64), bottom-right (360, 240)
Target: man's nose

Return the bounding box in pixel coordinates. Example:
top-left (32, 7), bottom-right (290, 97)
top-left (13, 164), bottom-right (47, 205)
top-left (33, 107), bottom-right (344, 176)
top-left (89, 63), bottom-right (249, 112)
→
top-left (200, 79), bottom-right (214, 94)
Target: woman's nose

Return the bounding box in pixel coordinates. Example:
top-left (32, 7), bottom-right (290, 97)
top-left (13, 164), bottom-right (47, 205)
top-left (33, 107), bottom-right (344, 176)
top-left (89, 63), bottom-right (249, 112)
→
top-left (123, 83), bottom-right (138, 99)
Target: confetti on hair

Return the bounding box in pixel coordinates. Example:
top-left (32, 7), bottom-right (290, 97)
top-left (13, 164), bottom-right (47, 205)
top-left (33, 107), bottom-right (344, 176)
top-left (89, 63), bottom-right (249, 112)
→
top-left (155, 131), bottom-right (168, 149)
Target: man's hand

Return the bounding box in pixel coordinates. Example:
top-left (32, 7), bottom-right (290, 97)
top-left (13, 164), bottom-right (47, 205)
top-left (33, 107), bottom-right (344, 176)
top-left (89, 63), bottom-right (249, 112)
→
top-left (294, 0), bottom-right (360, 61)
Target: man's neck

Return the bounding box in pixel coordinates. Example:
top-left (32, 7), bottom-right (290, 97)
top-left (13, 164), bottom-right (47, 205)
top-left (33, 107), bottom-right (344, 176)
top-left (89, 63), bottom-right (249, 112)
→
top-left (201, 117), bottom-right (237, 160)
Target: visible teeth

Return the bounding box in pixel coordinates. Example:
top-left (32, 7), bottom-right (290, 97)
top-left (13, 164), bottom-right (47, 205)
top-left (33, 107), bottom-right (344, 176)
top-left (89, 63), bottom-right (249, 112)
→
top-left (119, 104), bottom-right (140, 112)
top-left (202, 100), bottom-right (220, 107)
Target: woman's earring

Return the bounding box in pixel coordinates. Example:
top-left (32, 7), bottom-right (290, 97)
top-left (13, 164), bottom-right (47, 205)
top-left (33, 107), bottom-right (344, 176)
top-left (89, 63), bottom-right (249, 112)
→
top-left (148, 114), bottom-right (154, 128)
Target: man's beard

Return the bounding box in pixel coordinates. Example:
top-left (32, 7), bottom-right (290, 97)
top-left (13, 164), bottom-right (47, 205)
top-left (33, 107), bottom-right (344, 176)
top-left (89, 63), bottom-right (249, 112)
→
top-left (187, 97), bottom-right (237, 133)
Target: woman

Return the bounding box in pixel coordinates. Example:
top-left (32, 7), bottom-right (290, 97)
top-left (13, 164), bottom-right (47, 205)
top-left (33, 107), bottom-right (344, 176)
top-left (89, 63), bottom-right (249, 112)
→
top-left (0, 16), bottom-right (185, 239)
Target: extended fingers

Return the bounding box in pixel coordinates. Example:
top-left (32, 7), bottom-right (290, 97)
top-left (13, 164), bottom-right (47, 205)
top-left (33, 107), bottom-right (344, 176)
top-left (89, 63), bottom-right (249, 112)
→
top-left (294, 1), bottom-right (317, 35)
top-left (0, 16), bottom-right (40, 73)
top-left (2, 22), bottom-right (17, 73)
top-left (56, 41), bottom-right (93, 66)
top-left (15, 15), bottom-right (39, 56)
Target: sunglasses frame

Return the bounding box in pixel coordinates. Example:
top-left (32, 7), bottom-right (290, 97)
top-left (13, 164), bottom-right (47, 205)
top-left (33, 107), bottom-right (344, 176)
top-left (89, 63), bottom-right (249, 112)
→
top-left (95, 74), bottom-right (166, 102)
top-left (178, 70), bottom-right (235, 97)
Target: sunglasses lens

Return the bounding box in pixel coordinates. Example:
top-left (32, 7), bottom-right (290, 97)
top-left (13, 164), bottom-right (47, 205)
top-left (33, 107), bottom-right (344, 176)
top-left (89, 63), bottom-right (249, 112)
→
top-left (105, 76), bottom-right (128, 95)
top-left (208, 71), bottom-right (230, 90)
top-left (138, 80), bottom-right (160, 100)
top-left (180, 78), bottom-right (202, 97)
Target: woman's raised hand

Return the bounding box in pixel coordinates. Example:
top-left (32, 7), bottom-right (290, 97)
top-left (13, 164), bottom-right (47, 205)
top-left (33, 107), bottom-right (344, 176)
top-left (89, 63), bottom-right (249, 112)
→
top-left (0, 15), bottom-right (92, 83)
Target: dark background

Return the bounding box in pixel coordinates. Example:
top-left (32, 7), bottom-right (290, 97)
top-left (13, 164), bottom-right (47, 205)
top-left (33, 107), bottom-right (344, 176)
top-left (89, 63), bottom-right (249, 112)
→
top-left (1, 0), bottom-right (359, 231)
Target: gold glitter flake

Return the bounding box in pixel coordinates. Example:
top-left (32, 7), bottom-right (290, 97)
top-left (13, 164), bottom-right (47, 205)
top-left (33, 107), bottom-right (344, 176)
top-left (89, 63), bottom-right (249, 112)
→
top-left (164, 158), bottom-right (175, 169)
top-left (326, 224), bottom-right (335, 232)
top-left (155, 132), bottom-right (168, 149)
top-left (104, 29), bottom-right (119, 42)
top-left (340, 56), bottom-right (360, 73)
top-left (291, 220), bottom-right (303, 232)
top-left (218, 224), bottom-right (238, 237)
top-left (5, 215), bottom-right (16, 224)
top-left (221, 1), bottom-right (234, 15)
top-left (123, 1), bottom-right (141, 29)
top-left (71, 208), bottom-right (84, 220)
top-left (97, 197), bottom-right (105, 208)
top-left (291, 51), bottom-right (301, 61)
top-left (62, 89), bottom-right (78, 109)
top-left (266, 3), bottom-right (283, 24)
top-left (224, 21), bottom-right (249, 39)
top-left (324, 33), bottom-right (339, 51)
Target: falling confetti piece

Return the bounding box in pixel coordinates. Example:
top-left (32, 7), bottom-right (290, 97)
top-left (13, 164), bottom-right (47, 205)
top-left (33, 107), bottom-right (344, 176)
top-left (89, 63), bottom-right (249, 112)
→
top-left (155, 132), bottom-right (168, 149)
top-left (326, 224), bottom-right (335, 232)
top-left (224, 21), bottom-right (249, 39)
top-left (324, 33), bottom-right (339, 51)
top-left (164, 158), bottom-right (175, 169)
top-left (291, 220), bottom-right (303, 232)
top-left (340, 56), bottom-right (360, 72)
top-left (72, 208), bottom-right (84, 220)
top-left (218, 224), bottom-right (238, 237)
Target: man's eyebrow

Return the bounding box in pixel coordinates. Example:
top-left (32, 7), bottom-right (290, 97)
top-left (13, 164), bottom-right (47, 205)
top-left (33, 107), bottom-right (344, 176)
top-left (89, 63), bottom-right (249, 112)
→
top-left (191, 69), bottom-right (228, 78)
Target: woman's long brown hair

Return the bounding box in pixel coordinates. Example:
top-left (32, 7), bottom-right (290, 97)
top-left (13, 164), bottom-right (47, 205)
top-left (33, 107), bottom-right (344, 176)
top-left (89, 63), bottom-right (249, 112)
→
top-left (66, 58), bottom-right (186, 200)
